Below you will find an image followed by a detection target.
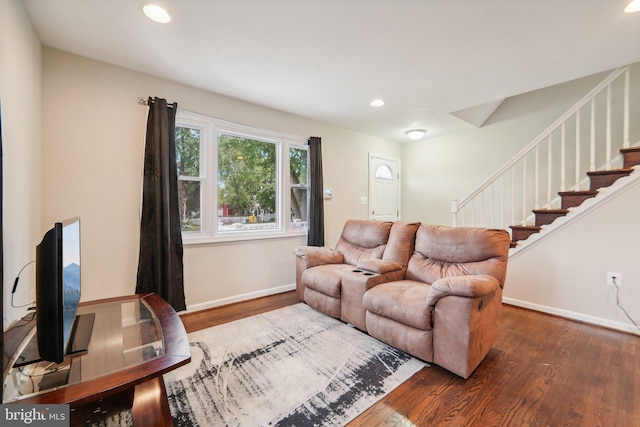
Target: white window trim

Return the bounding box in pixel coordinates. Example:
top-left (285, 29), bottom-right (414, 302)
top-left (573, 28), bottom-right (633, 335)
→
top-left (177, 109), bottom-right (308, 245)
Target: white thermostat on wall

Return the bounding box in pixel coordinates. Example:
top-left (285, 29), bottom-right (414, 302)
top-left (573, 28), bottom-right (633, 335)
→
top-left (324, 187), bottom-right (333, 199)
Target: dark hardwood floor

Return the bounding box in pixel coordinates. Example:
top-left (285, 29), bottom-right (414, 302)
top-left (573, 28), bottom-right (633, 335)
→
top-left (180, 291), bottom-right (640, 426)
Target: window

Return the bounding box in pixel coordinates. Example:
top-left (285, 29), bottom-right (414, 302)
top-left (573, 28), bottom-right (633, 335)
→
top-left (375, 164), bottom-right (393, 180)
top-left (176, 110), bottom-right (309, 243)
top-left (289, 145), bottom-right (308, 228)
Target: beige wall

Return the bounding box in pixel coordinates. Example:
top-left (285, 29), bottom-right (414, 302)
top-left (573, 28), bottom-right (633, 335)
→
top-left (1, 0), bottom-right (42, 328)
top-left (40, 48), bottom-right (402, 310)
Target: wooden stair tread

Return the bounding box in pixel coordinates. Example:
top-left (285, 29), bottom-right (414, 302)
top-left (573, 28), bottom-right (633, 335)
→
top-left (558, 190), bottom-right (598, 196)
top-left (509, 225), bottom-right (542, 231)
top-left (532, 209), bottom-right (570, 227)
top-left (620, 146), bottom-right (640, 154)
top-left (532, 209), bottom-right (569, 214)
top-left (621, 146), bottom-right (640, 169)
top-left (587, 168), bottom-right (633, 191)
top-left (586, 168), bottom-right (633, 177)
top-left (509, 225), bottom-right (542, 243)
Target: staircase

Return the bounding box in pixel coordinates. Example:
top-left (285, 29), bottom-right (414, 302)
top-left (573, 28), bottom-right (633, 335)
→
top-left (509, 146), bottom-right (640, 246)
top-left (451, 65), bottom-right (639, 249)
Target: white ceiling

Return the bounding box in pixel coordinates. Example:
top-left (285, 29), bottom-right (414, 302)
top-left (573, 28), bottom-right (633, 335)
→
top-left (22, 0), bottom-right (640, 143)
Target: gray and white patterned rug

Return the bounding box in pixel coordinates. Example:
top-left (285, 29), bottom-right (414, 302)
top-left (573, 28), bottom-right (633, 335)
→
top-left (163, 303), bottom-right (427, 426)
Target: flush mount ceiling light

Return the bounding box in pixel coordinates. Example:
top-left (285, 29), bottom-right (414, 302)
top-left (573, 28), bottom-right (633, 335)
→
top-left (404, 129), bottom-right (427, 141)
top-left (625, 0), bottom-right (640, 13)
top-left (142, 3), bottom-right (172, 23)
top-left (370, 99), bottom-right (385, 107)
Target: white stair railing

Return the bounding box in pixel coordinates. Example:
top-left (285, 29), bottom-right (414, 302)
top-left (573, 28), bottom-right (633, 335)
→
top-left (452, 66), bottom-right (633, 231)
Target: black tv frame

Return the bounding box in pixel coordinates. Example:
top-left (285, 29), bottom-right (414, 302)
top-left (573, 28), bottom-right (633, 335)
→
top-left (26, 218), bottom-right (94, 366)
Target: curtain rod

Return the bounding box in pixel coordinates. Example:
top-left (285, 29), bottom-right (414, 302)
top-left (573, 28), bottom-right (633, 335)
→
top-left (137, 97), bottom-right (175, 108)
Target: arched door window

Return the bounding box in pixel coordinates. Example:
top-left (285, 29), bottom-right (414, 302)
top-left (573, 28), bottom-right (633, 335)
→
top-left (375, 164), bottom-right (393, 180)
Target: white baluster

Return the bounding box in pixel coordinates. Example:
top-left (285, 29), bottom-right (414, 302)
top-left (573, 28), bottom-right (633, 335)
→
top-left (522, 158), bottom-right (527, 226)
top-left (500, 174), bottom-right (505, 228)
top-left (480, 191), bottom-right (485, 226)
top-left (575, 110), bottom-right (581, 191)
top-left (547, 134), bottom-right (552, 208)
top-left (624, 68), bottom-right (630, 149)
top-left (561, 123), bottom-right (566, 192)
top-left (606, 84), bottom-right (612, 170)
top-left (590, 98), bottom-right (596, 171)
top-left (451, 198), bottom-right (458, 226)
top-left (534, 145), bottom-right (540, 210)
top-left (489, 183), bottom-right (494, 228)
top-left (511, 168), bottom-right (516, 226)
top-left (471, 198), bottom-right (475, 226)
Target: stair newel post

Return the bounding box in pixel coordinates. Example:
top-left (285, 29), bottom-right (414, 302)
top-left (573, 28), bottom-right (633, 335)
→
top-left (623, 67), bottom-right (630, 149)
top-left (575, 110), bottom-right (581, 191)
top-left (451, 198), bottom-right (458, 227)
top-left (590, 98), bottom-right (596, 171)
top-left (561, 123), bottom-right (566, 192)
top-left (606, 84), bottom-right (612, 170)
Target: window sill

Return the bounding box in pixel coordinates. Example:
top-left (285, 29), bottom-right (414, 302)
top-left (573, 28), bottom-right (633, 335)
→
top-left (183, 228), bottom-right (308, 246)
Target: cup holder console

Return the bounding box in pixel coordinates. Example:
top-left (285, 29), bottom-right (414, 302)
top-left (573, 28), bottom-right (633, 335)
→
top-left (351, 269), bottom-right (375, 276)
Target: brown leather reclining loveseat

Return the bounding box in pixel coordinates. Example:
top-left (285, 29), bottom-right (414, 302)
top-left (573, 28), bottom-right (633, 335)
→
top-left (294, 219), bottom-right (510, 379)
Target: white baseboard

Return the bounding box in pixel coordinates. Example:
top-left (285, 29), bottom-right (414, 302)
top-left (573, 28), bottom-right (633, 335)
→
top-left (185, 283), bottom-right (296, 314)
top-left (503, 296), bottom-right (640, 336)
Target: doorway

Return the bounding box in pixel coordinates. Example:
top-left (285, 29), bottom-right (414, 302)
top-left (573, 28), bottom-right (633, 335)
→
top-left (368, 154), bottom-right (400, 221)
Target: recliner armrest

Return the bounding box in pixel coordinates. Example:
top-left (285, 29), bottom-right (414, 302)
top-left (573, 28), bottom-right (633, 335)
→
top-left (356, 259), bottom-right (404, 274)
top-left (293, 246), bottom-right (344, 268)
top-left (426, 275), bottom-right (499, 307)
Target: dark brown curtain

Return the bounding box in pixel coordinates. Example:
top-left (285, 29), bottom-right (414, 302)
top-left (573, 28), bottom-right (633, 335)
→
top-left (307, 136), bottom-right (324, 246)
top-left (136, 97), bottom-right (186, 311)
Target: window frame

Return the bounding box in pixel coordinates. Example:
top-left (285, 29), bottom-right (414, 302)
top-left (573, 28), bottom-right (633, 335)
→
top-left (176, 110), bottom-right (309, 244)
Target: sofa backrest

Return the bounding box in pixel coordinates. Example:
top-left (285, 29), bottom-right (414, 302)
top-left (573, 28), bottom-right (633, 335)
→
top-left (382, 221), bottom-right (420, 268)
top-left (335, 219), bottom-right (393, 266)
top-left (406, 224), bottom-right (511, 288)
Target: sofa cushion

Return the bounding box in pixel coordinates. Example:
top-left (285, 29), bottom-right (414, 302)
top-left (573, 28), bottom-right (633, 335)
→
top-left (406, 225), bottom-right (510, 287)
top-left (302, 264), bottom-right (353, 297)
top-left (335, 220), bottom-right (393, 266)
top-left (362, 280), bottom-right (433, 330)
top-left (382, 221), bottom-right (420, 267)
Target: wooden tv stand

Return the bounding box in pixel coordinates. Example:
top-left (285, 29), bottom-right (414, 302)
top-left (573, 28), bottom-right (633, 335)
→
top-left (3, 293), bottom-right (191, 426)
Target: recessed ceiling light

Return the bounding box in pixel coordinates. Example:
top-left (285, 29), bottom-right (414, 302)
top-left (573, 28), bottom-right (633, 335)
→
top-left (142, 3), bottom-right (172, 23)
top-left (370, 99), bottom-right (385, 107)
top-left (625, 0), bottom-right (640, 13)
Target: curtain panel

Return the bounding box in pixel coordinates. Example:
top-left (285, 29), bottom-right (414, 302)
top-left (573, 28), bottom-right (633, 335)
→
top-left (136, 97), bottom-right (186, 311)
top-left (307, 136), bottom-right (324, 246)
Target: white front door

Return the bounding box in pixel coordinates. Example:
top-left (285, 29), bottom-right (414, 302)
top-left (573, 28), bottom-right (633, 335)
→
top-left (369, 154), bottom-right (400, 221)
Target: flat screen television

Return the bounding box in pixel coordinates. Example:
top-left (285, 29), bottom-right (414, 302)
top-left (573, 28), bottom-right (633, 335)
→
top-left (34, 217), bottom-right (93, 364)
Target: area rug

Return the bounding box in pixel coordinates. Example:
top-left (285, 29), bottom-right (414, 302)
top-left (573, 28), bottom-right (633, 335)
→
top-left (163, 303), bottom-right (427, 426)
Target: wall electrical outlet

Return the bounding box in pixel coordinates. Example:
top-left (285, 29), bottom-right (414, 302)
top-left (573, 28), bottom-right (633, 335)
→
top-left (606, 272), bottom-right (622, 287)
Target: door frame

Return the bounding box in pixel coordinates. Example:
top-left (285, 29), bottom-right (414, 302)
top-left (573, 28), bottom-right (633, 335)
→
top-left (368, 152), bottom-right (401, 220)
